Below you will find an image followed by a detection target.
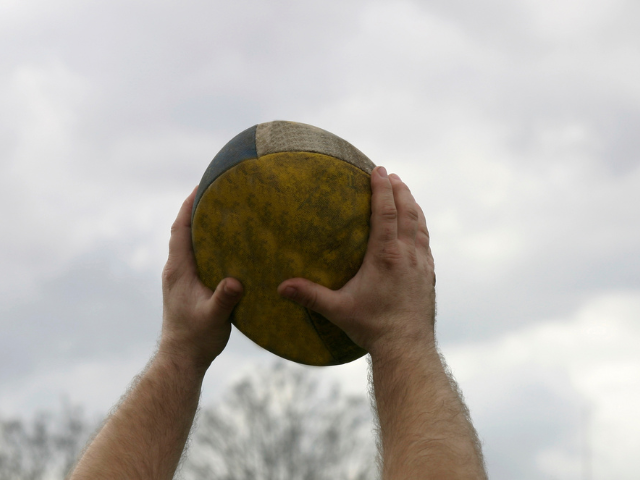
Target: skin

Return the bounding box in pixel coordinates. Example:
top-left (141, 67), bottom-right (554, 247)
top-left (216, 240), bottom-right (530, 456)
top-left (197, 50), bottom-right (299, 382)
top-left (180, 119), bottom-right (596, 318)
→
top-left (280, 168), bottom-right (486, 478)
top-left (69, 186), bottom-right (244, 480)
top-left (69, 168), bottom-right (487, 480)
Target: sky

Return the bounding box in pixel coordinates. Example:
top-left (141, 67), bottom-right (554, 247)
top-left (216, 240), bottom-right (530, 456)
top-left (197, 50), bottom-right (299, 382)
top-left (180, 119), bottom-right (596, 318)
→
top-left (1, 0), bottom-right (639, 478)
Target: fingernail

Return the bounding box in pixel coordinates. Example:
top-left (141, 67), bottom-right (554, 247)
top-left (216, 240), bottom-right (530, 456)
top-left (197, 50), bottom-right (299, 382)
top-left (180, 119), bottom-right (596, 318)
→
top-left (377, 166), bottom-right (388, 178)
top-left (390, 173), bottom-right (401, 181)
top-left (283, 286), bottom-right (297, 298)
top-left (224, 281), bottom-right (241, 296)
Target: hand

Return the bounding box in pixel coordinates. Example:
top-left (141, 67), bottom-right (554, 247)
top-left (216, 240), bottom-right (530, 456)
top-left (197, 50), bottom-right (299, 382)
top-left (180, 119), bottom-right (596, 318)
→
top-left (278, 166), bottom-right (436, 358)
top-left (159, 187), bottom-right (243, 372)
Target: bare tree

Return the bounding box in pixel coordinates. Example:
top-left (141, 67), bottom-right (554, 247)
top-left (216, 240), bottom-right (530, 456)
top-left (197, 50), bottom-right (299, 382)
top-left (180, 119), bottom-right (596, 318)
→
top-left (184, 362), bottom-right (377, 480)
top-left (0, 403), bottom-right (92, 480)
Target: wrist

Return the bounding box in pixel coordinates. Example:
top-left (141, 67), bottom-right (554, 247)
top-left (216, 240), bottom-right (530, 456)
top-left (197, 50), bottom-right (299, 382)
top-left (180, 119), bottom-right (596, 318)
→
top-left (155, 341), bottom-right (213, 379)
top-left (367, 324), bottom-right (437, 364)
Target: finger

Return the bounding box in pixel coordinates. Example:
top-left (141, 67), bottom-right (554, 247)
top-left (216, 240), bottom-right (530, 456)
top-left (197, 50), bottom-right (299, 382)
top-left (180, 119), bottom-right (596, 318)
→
top-left (369, 166), bottom-right (398, 246)
top-left (389, 174), bottom-right (419, 244)
top-left (428, 246), bottom-right (436, 286)
top-left (278, 278), bottom-right (348, 322)
top-left (167, 186), bottom-right (199, 275)
top-left (205, 277), bottom-right (244, 319)
top-left (416, 206), bottom-right (436, 285)
top-left (414, 204), bottom-right (430, 251)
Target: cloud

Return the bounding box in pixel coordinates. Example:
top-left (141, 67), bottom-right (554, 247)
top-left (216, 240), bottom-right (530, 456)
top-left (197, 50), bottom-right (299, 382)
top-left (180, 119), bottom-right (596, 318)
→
top-left (444, 291), bottom-right (640, 479)
top-left (0, 250), bottom-right (161, 385)
top-left (0, 245), bottom-right (272, 416)
top-left (1, 0), bottom-right (639, 476)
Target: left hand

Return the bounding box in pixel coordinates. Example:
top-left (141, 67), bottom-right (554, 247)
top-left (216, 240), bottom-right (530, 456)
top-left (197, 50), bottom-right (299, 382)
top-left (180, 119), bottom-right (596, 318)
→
top-left (159, 187), bottom-right (243, 373)
top-left (277, 168), bottom-right (436, 358)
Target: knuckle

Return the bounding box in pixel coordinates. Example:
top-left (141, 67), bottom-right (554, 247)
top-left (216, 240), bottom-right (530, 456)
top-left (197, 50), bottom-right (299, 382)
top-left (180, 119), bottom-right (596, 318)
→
top-left (162, 262), bottom-right (179, 287)
top-left (405, 206), bottom-right (420, 222)
top-left (417, 221), bottom-right (430, 240)
top-left (416, 205), bottom-right (429, 228)
top-left (379, 206), bottom-right (398, 221)
top-left (214, 282), bottom-right (241, 311)
top-left (375, 242), bottom-right (403, 268)
top-left (215, 293), bottom-right (235, 311)
top-left (301, 287), bottom-right (319, 311)
top-left (416, 233), bottom-right (430, 250)
top-left (397, 180), bottom-right (410, 192)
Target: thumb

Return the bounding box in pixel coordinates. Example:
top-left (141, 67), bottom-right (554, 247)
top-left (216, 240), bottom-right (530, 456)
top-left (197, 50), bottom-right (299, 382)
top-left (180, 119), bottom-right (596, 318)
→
top-left (207, 278), bottom-right (244, 318)
top-left (277, 278), bottom-right (346, 320)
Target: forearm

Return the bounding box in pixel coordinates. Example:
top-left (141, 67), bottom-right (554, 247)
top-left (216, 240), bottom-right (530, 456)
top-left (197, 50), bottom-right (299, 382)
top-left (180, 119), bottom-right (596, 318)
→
top-left (278, 169), bottom-right (482, 475)
top-left (69, 352), bottom-right (205, 480)
top-left (370, 337), bottom-right (486, 480)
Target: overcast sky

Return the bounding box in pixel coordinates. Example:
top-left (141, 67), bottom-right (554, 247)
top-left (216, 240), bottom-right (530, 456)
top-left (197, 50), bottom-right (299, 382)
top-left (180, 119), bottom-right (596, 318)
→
top-left (1, 0), bottom-right (639, 478)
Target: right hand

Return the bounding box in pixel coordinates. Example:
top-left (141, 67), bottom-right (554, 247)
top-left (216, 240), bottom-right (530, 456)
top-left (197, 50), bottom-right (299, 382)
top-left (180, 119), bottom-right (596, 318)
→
top-left (159, 187), bottom-right (244, 373)
top-left (277, 166), bottom-right (436, 357)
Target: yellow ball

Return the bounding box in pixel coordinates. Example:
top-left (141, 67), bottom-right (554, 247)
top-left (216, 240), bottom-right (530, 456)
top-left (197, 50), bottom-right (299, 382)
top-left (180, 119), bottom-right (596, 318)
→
top-left (192, 121), bottom-right (375, 366)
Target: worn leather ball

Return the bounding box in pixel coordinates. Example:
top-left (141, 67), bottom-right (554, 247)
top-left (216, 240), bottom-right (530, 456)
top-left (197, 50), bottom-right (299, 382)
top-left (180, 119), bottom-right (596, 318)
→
top-left (192, 121), bottom-right (375, 366)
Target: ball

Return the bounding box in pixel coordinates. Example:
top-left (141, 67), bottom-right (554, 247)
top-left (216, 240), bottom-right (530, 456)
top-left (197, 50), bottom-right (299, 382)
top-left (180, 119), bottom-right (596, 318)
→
top-left (191, 121), bottom-right (375, 366)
